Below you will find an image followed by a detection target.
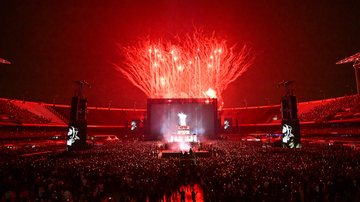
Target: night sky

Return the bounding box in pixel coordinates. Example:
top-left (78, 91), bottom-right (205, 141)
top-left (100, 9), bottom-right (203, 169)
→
top-left (0, 0), bottom-right (359, 108)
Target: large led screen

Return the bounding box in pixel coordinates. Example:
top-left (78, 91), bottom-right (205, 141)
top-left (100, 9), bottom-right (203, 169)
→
top-left (147, 99), bottom-right (217, 140)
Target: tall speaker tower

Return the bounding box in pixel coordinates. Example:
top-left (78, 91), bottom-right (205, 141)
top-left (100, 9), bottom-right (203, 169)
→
top-left (279, 80), bottom-right (301, 148)
top-left (67, 81), bottom-right (90, 150)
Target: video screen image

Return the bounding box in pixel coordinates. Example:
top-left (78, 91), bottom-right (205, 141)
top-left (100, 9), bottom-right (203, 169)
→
top-left (67, 126), bottom-right (80, 148)
top-left (148, 100), bottom-right (216, 141)
top-left (282, 122), bottom-right (301, 148)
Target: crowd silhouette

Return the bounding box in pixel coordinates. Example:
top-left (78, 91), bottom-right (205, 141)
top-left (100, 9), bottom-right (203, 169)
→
top-left (1, 140), bottom-right (360, 201)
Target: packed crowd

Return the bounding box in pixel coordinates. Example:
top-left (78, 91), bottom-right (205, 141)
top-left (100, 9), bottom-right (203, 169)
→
top-left (0, 128), bottom-right (65, 140)
top-left (0, 100), bottom-right (51, 124)
top-left (299, 95), bottom-right (360, 122)
top-left (1, 140), bottom-right (360, 201)
top-left (0, 142), bottom-right (180, 201)
top-left (198, 141), bottom-right (360, 201)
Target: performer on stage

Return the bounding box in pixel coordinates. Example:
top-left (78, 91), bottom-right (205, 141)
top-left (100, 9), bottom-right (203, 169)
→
top-left (178, 112), bottom-right (187, 126)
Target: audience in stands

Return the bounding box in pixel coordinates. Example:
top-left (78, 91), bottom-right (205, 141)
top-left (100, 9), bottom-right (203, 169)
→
top-left (2, 94), bottom-right (360, 125)
top-left (300, 95), bottom-right (360, 122)
top-left (0, 128), bottom-right (64, 140)
top-left (0, 100), bottom-right (51, 124)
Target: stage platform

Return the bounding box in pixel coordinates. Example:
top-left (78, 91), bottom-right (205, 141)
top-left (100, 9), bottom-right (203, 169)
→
top-left (160, 150), bottom-right (210, 158)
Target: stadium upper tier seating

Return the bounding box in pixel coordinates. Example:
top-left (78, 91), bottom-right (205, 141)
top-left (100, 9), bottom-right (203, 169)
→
top-left (0, 99), bottom-right (54, 125)
top-left (299, 95), bottom-right (360, 122)
top-left (0, 95), bottom-right (359, 126)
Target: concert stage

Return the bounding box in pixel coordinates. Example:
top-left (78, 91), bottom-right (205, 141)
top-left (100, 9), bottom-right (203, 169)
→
top-left (160, 150), bottom-right (210, 158)
top-left (147, 98), bottom-right (218, 140)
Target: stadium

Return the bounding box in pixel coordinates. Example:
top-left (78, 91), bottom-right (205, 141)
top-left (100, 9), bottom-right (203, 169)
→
top-left (1, 93), bottom-right (360, 201)
top-left (1, 1), bottom-right (360, 201)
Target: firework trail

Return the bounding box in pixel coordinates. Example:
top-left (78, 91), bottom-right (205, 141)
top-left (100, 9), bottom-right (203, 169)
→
top-left (115, 30), bottom-right (254, 103)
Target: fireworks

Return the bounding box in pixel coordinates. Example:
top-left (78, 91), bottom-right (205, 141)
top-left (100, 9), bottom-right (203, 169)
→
top-left (115, 30), bottom-right (254, 102)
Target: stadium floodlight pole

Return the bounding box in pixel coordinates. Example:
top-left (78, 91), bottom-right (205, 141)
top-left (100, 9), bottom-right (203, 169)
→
top-left (336, 52), bottom-right (360, 95)
top-left (0, 57), bottom-right (11, 64)
top-left (354, 61), bottom-right (360, 95)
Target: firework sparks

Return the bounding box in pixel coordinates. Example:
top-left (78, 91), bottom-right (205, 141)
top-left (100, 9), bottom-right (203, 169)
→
top-left (115, 31), bottom-right (254, 102)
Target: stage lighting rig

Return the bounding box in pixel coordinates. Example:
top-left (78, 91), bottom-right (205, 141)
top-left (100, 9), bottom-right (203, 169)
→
top-left (278, 80), bottom-right (295, 96)
top-left (73, 80), bottom-right (90, 96)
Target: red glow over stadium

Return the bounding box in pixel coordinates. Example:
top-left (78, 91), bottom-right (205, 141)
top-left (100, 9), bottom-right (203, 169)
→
top-left (115, 31), bottom-right (254, 102)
